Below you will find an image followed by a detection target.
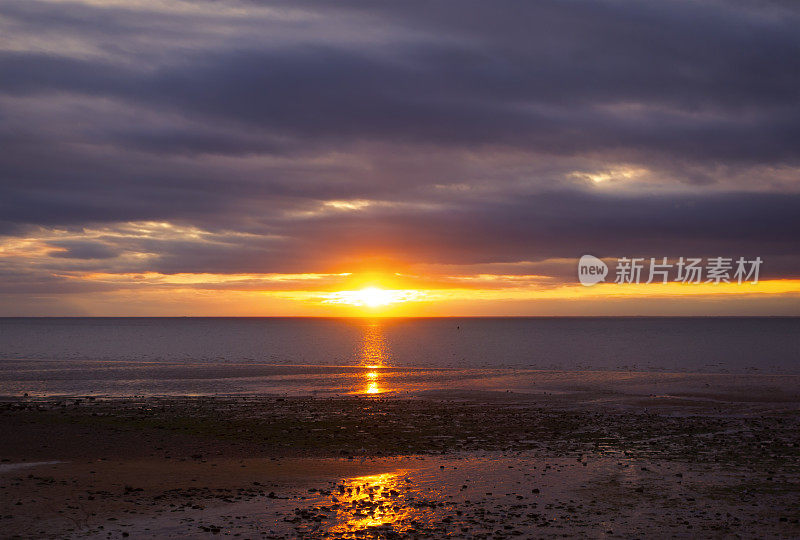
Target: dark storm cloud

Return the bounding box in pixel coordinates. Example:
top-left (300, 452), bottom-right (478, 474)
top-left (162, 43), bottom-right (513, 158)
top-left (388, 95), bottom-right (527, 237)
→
top-left (0, 0), bottom-right (798, 284)
top-left (1, 34), bottom-right (798, 162)
top-left (122, 190), bottom-right (800, 278)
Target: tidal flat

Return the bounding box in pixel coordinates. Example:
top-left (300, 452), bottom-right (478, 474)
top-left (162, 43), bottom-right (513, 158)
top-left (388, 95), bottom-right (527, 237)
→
top-left (1, 388), bottom-right (799, 538)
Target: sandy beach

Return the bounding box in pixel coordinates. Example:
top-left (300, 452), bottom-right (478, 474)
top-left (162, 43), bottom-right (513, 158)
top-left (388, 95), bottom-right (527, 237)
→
top-left (2, 372), bottom-right (799, 538)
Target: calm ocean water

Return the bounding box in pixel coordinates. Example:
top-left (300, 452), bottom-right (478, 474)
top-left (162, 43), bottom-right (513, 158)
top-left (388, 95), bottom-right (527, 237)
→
top-left (0, 317), bottom-right (798, 397)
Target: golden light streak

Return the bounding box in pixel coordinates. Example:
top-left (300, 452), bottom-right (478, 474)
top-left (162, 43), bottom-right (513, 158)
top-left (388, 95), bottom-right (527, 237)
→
top-left (2, 224), bottom-right (799, 317)
top-left (322, 287), bottom-right (424, 308)
top-left (5, 278), bottom-right (796, 316)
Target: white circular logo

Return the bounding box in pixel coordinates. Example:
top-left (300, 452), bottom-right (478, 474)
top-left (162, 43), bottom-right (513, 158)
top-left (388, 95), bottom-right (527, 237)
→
top-left (578, 255), bottom-right (608, 286)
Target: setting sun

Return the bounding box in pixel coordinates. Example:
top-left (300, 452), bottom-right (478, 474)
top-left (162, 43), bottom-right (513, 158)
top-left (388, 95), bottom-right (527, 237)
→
top-left (323, 287), bottom-right (423, 308)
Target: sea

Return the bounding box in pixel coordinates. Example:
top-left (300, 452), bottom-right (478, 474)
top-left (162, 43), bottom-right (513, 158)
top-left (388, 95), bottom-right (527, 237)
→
top-left (0, 317), bottom-right (798, 397)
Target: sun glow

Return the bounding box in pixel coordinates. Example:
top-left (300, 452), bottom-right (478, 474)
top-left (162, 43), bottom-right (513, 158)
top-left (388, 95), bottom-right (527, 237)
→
top-left (323, 287), bottom-right (422, 308)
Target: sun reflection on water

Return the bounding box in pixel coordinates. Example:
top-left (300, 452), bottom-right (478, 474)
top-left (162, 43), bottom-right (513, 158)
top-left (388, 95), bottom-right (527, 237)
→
top-left (289, 467), bottom-right (451, 537)
top-left (357, 322), bottom-right (389, 395)
top-left (364, 372), bottom-right (380, 394)
top-left (326, 471), bottom-right (415, 535)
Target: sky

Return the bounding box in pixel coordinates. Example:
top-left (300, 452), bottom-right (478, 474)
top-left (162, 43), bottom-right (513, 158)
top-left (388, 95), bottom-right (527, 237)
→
top-left (0, 0), bottom-right (799, 316)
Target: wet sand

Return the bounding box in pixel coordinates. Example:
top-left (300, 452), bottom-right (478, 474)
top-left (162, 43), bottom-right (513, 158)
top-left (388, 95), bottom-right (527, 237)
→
top-left (1, 373), bottom-right (800, 538)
